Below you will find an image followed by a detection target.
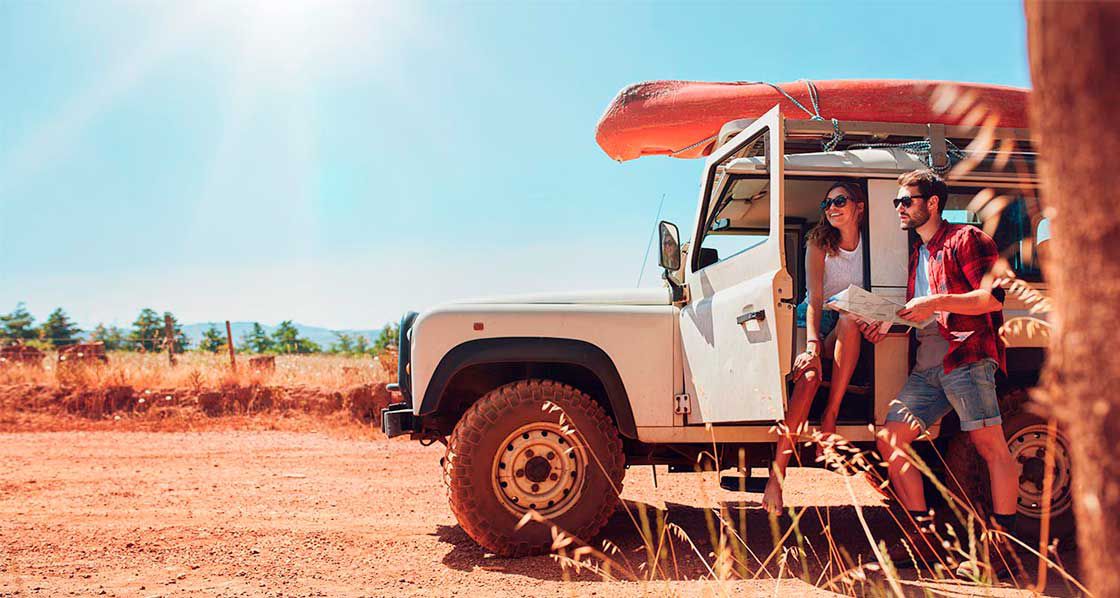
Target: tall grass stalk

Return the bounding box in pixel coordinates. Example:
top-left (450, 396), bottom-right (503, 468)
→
top-left (518, 401), bottom-right (1087, 596)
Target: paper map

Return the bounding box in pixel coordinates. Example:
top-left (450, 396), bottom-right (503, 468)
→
top-left (825, 285), bottom-right (936, 329)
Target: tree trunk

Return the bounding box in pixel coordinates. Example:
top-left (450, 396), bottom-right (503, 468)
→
top-left (1026, 2), bottom-right (1120, 595)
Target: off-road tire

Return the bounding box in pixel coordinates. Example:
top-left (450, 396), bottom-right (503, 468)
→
top-left (944, 390), bottom-right (1076, 544)
top-left (443, 379), bottom-right (625, 557)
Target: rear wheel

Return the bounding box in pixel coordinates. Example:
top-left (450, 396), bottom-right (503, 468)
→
top-left (443, 379), bottom-right (625, 557)
top-left (944, 391), bottom-right (1076, 544)
top-left (1003, 411), bottom-right (1076, 543)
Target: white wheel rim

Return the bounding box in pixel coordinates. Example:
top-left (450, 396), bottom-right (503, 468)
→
top-left (1008, 423), bottom-right (1074, 520)
top-left (491, 422), bottom-right (587, 517)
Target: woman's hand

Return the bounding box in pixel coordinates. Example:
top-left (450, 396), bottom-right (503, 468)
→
top-left (792, 350), bottom-right (821, 380)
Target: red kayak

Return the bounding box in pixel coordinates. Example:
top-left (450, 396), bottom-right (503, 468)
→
top-left (595, 80), bottom-right (1030, 162)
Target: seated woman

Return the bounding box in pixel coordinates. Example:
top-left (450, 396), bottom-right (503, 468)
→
top-left (762, 181), bottom-right (869, 514)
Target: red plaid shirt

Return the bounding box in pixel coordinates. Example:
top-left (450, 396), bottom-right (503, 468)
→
top-left (907, 221), bottom-right (1005, 373)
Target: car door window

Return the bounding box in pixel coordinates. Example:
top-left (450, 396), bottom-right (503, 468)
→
top-left (697, 177), bottom-right (772, 267)
top-left (944, 190), bottom-right (1044, 281)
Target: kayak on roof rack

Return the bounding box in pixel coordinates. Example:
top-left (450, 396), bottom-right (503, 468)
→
top-left (594, 79), bottom-right (1030, 162)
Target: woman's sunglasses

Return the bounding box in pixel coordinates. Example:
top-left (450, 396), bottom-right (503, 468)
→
top-left (892, 194), bottom-right (927, 209)
top-left (820, 195), bottom-right (851, 211)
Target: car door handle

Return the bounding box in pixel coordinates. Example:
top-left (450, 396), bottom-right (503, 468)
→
top-left (736, 310), bottom-right (766, 325)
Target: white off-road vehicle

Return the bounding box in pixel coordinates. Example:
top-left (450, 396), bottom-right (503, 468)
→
top-left (382, 106), bottom-right (1069, 556)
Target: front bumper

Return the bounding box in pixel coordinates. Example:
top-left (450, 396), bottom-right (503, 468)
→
top-left (381, 402), bottom-right (415, 438)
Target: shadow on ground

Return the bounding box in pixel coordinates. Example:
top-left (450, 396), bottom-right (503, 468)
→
top-left (435, 499), bottom-right (1084, 595)
top-left (435, 499), bottom-right (897, 583)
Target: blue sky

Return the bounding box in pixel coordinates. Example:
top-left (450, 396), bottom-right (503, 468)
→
top-left (0, 0), bottom-right (1030, 330)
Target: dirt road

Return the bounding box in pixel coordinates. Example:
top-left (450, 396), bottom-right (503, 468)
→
top-left (0, 431), bottom-right (1076, 597)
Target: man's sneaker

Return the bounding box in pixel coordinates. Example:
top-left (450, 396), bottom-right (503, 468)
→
top-left (883, 530), bottom-right (949, 571)
top-left (955, 556), bottom-right (1030, 585)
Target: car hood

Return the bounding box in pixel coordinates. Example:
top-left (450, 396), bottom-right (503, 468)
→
top-left (454, 288), bottom-right (672, 306)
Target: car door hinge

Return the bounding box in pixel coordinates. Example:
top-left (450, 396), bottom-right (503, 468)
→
top-left (673, 393), bottom-right (691, 414)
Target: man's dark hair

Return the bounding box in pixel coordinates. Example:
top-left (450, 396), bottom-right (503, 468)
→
top-left (897, 169), bottom-right (949, 215)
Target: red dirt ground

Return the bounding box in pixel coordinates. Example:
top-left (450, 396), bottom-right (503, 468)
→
top-left (0, 431), bottom-right (1081, 597)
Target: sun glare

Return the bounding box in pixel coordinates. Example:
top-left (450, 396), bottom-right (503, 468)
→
top-left (243, 0), bottom-right (318, 38)
top-left (223, 0), bottom-right (403, 84)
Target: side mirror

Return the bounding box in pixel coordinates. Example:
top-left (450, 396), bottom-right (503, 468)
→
top-left (658, 221), bottom-right (681, 272)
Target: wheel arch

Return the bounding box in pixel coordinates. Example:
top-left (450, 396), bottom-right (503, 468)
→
top-left (419, 337), bottom-right (637, 439)
top-left (1004, 347), bottom-right (1044, 390)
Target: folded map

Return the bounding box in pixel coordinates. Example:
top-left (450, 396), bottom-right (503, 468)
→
top-left (825, 285), bottom-right (936, 329)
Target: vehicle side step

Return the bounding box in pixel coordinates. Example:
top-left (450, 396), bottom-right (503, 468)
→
top-left (719, 472), bottom-right (768, 493)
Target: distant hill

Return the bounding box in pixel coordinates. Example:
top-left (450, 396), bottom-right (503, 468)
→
top-left (182, 321), bottom-right (388, 349)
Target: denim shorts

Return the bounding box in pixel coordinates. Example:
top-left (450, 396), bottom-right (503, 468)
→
top-left (795, 299), bottom-right (839, 339)
top-left (886, 358), bottom-right (1001, 432)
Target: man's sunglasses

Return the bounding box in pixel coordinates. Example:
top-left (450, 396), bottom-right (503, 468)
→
top-left (820, 195), bottom-right (852, 211)
top-left (893, 194), bottom-right (927, 209)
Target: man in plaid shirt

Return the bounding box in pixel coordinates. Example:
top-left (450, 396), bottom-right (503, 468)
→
top-left (868, 169), bottom-right (1019, 565)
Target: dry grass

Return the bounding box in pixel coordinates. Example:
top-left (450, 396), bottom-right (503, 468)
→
top-left (0, 351), bottom-right (391, 390)
top-left (0, 351), bottom-right (394, 431)
top-left (526, 408), bottom-right (1089, 597)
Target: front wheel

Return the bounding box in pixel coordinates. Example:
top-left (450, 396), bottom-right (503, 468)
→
top-left (443, 379), bottom-right (625, 557)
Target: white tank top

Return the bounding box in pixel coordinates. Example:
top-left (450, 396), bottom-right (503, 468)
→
top-left (806, 235), bottom-right (865, 304)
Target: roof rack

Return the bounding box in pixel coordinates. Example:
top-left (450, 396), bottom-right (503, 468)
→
top-left (718, 117), bottom-right (1036, 180)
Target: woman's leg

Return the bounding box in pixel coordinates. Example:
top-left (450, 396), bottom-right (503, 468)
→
top-left (762, 367), bottom-right (821, 514)
top-left (820, 315), bottom-right (862, 437)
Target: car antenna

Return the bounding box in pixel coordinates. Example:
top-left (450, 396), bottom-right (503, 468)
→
top-left (636, 192), bottom-right (668, 287)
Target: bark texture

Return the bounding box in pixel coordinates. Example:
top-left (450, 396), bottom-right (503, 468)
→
top-left (1026, 2), bottom-right (1120, 595)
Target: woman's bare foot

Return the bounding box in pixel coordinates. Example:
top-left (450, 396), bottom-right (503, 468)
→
top-left (761, 477), bottom-right (784, 515)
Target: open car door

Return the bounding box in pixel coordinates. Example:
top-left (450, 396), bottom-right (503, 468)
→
top-left (679, 105), bottom-right (794, 424)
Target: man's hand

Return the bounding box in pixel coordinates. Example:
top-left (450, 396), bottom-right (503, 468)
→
top-left (792, 350), bottom-right (821, 381)
top-left (857, 319), bottom-right (888, 343)
top-left (897, 296), bottom-right (939, 324)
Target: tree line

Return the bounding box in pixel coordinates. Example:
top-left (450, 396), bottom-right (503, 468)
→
top-left (0, 303), bottom-right (398, 356)
top-left (0, 303), bottom-right (187, 351)
top-left (195, 321), bottom-right (399, 356)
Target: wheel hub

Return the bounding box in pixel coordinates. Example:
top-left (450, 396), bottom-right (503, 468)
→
top-left (1008, 424), bottom-right (1074, 519)
top-left (491, 422), bottom-right (586, 517)
top-left (524, 456), bottom-right (552, 483)
top-left (1020, 455), bottom-right (1046, 488)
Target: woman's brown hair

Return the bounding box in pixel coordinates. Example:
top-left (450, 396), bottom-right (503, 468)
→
top-left (806, 181), bottom-right (866, 256)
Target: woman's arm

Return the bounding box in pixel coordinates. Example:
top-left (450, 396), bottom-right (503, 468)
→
top-left (804, 243), bottom-right (826, 356)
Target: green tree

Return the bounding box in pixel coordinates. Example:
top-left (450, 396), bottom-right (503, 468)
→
top-left (373, 323), bottom-right (400, 353)
top-left (0, 303), bottom-right (37, 341)
top-left (89, 323), bottom-right (126, 351)
top-left (330, 332), bottom-right (374, 356)
top-left (353, 335), bottom-right (371, 355)
top-left (198, 324), bottom-right (226, 353)
top-left (330, 332), bottom-right (355, 355)
top-left (271, 320), bottom-right (320, 354)
top-left (39, 308), bottom-right (81, 348)
top-left (241, 322), bottom-right (274, 354)
top-left (162, 311), bottom-right (191, 352)
top-left (129, 308), bottom-right (163, 352)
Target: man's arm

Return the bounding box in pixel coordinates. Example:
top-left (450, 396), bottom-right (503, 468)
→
top-left (936, 289), bottom-right (1003, 314)
top-left (898, 289), bottom-right (1002, 322)
top-left (898, 227), bottom-right (1004, 322)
